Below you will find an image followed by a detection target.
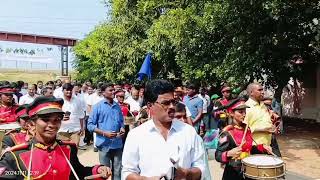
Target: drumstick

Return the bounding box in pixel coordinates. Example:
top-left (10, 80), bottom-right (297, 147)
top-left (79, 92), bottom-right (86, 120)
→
top-left (240, 123), bottom-right (249, 147)
top-left (266, 148), bottom-right (278, 157)
top-left (251, 137), bottom-right (278, 157)
top-left (84, 174), bottom-right (111, 180)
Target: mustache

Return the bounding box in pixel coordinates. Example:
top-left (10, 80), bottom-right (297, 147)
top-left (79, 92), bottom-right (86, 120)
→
top-left (167, 108), bottom-right (175, 114)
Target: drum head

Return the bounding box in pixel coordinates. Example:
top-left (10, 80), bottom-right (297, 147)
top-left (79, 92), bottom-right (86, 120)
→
top-left (242, 155), bottom-right (283, 166)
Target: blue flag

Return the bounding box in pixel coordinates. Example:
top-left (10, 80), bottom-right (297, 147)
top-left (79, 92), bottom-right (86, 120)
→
top-left (137, 53), bottom-right (152, 81)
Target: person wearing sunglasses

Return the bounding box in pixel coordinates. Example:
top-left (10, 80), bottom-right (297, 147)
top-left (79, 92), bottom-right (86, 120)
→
top-left (122, 79), bottom-right (205, 180)
top-left (115, 89), bottom-right (131, 142)
top-left (0, 85), bottom-right (18, 124)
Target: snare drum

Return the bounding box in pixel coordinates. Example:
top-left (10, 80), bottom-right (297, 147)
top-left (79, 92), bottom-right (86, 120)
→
top-left (0, 123), bottom-right (21, 151)
top-left (242, 155), bottom-right (285, 179)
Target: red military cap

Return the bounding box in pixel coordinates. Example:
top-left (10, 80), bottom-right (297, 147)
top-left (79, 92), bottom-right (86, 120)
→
top-left (0, 85), bottom-right (15, 94)
top-left (225, 98), bottom-right (249, 113)
top-left (27, 96), bottom-right (64, 117)
top-left (15, 104), bottom-right (29, 119)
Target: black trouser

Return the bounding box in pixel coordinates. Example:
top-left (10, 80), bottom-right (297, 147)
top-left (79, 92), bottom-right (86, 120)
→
top-left (122, 125), bottom-right (130, 144)
top-left (83, 116), bottom-right (93, 145)
top-left (271, 133), bottom-right (282, 157)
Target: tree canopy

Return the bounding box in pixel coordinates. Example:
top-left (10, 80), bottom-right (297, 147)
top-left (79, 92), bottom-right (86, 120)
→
top-left (74, 0), bottom-right (320, 90)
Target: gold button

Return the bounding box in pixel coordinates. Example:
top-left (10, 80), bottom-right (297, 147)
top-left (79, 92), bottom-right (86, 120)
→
top-left (53, 169), bottom-right (57, 174)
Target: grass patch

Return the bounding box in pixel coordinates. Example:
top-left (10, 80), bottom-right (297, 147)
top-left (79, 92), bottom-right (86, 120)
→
top-left (0, 69), bottom-right (72, 83)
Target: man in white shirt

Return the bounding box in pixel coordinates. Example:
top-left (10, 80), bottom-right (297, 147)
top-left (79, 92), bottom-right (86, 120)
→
top-left (53, 86), bottom-right (63, 98)
top-left (122, 79), bottom-right (204, 180)
top-left (124, 87), bottom-right (141, 115)
top-left (36, 80), bottom-right (43, 95)
top-left (19, 84), bottom-right (38, 105)
top-left (199, 87), bottom-right (211, 130)
top-left (83, 85), bottom-right (95, 145)
top-left (53, 79), bottom-right (64, 98)
top-left (57, 83), bottom-right (85, 146)
top-left (87, 88), bottom-right (104, 112)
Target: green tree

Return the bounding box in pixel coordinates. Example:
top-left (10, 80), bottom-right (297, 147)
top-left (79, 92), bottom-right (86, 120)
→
top-left (74, 0), bottom-right (320, 94)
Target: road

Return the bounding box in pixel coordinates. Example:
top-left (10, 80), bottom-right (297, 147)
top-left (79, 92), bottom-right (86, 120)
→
top-left (78, 146), bottom-right (315, 180)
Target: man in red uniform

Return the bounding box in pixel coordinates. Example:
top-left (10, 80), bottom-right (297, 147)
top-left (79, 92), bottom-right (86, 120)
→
top-left (215, 98), bottom-right (272, 180)
top-left (115, 89), bottom-right (130, 117)
top-left (115, 89), bottom-right (130, 142)
top-left (213, 85), bottom-right (233, 128)
top-left (0, 96), bottom-right (111, 180)
top-left (0, 85), bottom-right (18, 124)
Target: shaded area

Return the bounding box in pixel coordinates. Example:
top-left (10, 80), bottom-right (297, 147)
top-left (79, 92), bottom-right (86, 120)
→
top-left (277, 117), bottom-right (320, 178)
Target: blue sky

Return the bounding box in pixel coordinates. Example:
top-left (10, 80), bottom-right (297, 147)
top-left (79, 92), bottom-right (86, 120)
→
top-left (0, 0), bottom-right (108, 70)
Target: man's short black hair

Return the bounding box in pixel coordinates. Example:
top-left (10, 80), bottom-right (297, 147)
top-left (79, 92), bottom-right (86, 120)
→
top-left (144, 79), bottom-right (174, 103)
top-left (10, 82), bottom-right (18, 89)
top-left (46, 81), bottom-right (55, 85)
top-left (41, 86), bottom-right (53, 95)
top-left (16, 81), bottom-right (24, 89)
top-left (186, 83), bottom-right (199, 92)
top-left (100, 82), bottom-right (114, 92)
top-left (175, 102), bottom-right (186, 113)
top-left (62, 83), bottom-right (73, 91)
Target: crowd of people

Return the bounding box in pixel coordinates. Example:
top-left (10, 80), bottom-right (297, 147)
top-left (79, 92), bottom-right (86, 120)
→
top-left (0, 78), bottom-right (283, 180)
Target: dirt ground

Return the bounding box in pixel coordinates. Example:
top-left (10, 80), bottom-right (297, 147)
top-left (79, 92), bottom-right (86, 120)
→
top-left (277, 118), bottom-right (320, 179)
top-left (78, 117), bottom-right (320, 179)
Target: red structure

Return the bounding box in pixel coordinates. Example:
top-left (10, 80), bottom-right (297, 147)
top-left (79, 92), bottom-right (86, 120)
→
top-left (0, 31), bottom-right (77, 76)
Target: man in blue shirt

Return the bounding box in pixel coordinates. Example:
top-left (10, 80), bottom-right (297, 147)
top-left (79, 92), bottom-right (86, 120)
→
top-left (183, 83), bottom-right (204, 133)
top-left (87, 83), bottom-right (125, 180)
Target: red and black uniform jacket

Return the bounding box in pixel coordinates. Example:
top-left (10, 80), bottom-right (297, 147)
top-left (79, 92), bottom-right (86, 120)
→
top-left (0, 139), bottom-right (103, 180)
top-left (215, 125), bottom-right (268, 180)
top-left (2, 129), bottom-right (32, 149)
top-left (0, 104), bottom-right (18, 124)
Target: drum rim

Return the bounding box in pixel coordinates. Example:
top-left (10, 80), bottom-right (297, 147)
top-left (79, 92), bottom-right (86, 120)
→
top-left (243, 171), bottom-right (286, 179)
top-left (242, 154), bottom-right (284, 167)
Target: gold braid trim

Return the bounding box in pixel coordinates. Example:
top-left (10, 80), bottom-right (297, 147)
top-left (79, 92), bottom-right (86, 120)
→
top-left (9, 149), bottom-right (52, 179)
top-left (9, 151), bottom-right (27, 179)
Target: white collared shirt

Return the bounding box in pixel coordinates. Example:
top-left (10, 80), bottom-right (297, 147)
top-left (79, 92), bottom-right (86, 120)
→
top-left (198, 94), bottom-right (210, 113)
top-left (124, 96), bottom-right (141, 112)
top-left (53, 86), bottom-right (63, 98)
top-left (122, 119), bottom-right (205, 179)
top-left (59, 96), bottom-right (85, 133)
top-left (87, 92), bottom-right (104, 106)
top-left (18, 94), bottom-right (38, 105)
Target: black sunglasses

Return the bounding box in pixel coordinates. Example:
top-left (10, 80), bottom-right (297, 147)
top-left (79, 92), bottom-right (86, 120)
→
top-left (156, 99), bottom-right (178, 106)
